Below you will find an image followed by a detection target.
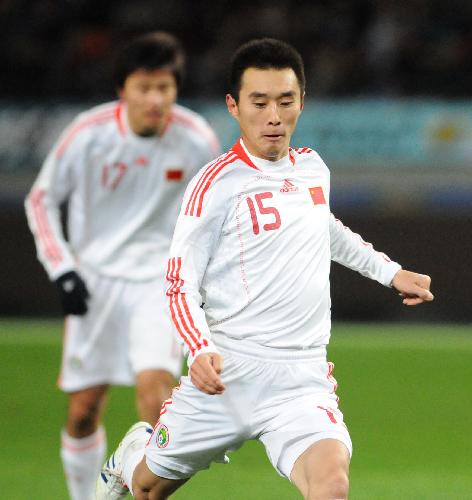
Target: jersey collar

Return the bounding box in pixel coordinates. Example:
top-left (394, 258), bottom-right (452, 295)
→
top-left (231, 138), bottom-right (296, 171)
top-left (115, 101), bottom-right (127, 136)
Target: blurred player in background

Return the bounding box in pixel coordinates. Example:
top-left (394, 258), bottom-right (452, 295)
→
top-left (96, 38), bottom-right (433, 500)
top-left (25, 31), bottom-right (219, 500)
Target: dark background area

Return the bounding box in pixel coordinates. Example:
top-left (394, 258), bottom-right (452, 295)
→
top-left (1, 0), bottom-right (471, 322)
top-left (2, 202), bottom-right (468, 322)
top-left (3, 0), bottom-right (472, 100)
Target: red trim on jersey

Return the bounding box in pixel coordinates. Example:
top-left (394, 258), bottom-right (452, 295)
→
top-left (334, 218), bottom-right (392, 263)
top-left (380, 253), bottom-right (391, 263)
top-left (327, 361), bottom-right (338, 393)
top-left (173, 295), bottom-right (201, 351)
top-left (185, 153), bottom-right (230, 215)
top-left (170, 108), bottom-right (220, 155)
top-left (295, 147), bottom-right (314, 154)
top-left (159, 114), bottom-right (173, 136)
top-left (28, 189), bottom-right (63, 266)
top-left (166, 257), bottom-right (208, 355)
top-left (288, 148), bottom-right (296, 165)
top-left (317, 405), bottom-right (338, 424)
top-left (166, 258), bottom-right (195, 355)
top-left (184, 152), bottom-right (237, 217)
top-left (56, 107), bottom-right (117, 159)
top-left (230, 139), bottom-right (261, 171)
top-left (159, 398), bottom-right (173, 417)
top-left (194, 154), bottom-right (239, 217)
top-left (115, 101), bottom-right (126, 136)
top-left (181, 293), bottom-right (208, 348)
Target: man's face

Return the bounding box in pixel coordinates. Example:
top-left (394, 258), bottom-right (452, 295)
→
top-left (226, 67), bottom-right (304, 161)
top-left (119, 68), bottom-right (177, 136)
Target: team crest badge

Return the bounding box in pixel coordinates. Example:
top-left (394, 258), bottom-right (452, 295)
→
top-left (156, 423), bottom-right (169, 448)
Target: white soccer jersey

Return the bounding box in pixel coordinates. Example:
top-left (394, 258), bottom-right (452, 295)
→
top-left (25, 101), bottom-right (219, 281)
top-left (166, 139), bottom-right (401, 363)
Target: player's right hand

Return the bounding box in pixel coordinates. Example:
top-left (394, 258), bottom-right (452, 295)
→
top-left (190, 352), bottom-right (226, 395)
top-left (54, 271), bottom-right (90, 316)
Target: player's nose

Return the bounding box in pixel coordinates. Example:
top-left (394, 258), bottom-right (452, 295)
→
top-left (267, 102), bottom-right (281, 125)
top-left (147, 90), bottom-right (165, 107)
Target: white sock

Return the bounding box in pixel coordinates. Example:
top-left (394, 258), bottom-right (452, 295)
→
top-left (60, 426), bottom-right (107, 500)
top-left (122, 448), bottom-right (145, 496)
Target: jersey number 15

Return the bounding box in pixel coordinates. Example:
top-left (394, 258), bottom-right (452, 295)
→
top-left (246, 192), bottom-right (281, 235)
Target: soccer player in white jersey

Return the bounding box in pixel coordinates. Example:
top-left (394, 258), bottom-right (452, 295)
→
top-left (24, 32), bottom-right (219, 500)
top-left (96, 38), bottom-right (433, 500)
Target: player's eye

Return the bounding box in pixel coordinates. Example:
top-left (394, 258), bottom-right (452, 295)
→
top-left (280, 101), bottom-right (294, 107)
top-left (254, 102), bottom-right (266, 108)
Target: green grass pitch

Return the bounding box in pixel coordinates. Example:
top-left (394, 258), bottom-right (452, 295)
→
top-left (1, 319), bottom-right (471, 499)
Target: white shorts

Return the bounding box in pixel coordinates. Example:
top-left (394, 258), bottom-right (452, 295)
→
top-left (144, 342), bottom-right (352, 481)
top-left (58, 270), bottom-right (183, 392)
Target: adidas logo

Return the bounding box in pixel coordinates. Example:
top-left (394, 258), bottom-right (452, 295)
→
top-left (280, 179), bottom-right (298, 193)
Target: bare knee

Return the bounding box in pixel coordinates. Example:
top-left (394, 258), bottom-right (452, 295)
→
top-left (132, 460), bottom-right (187, 500)
top-left (307, 469), bottom-right (349, 500)
top-left (66, 387), bottom-right (107, 437)
top-left (291, 439), bottom-right (350, 500)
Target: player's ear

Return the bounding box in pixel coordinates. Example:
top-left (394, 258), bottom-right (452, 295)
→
top-left (226, 94), bottom-right (239, 120)
top-left (300, 91), bottom-right (305, 111)
top-left (117, 86), bottom-right (125, 100)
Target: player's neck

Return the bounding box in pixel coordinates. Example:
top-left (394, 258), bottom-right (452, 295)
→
top-left (126, 109), bottom-right (171, 138)
top-left (240, 138), bottom-right (289, 163)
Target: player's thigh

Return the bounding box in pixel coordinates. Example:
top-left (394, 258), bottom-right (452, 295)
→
top-left (59, 273), bottom-right (132, 391)
top-left (290, 438), bottom-right (350, 498)
top-left (135, 369), bottom-right (175, 398)
top-left (145, 373), bottom-right (245, 480)
top-left (128, 277), bottom-right (182, 379)
top-left (259, 359), bottom-right (352, 480)
top-left (135, 369), bottom-right (175, 423)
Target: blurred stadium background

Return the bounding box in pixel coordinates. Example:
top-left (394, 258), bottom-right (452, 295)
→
top-left (1, 0), bottom-right (471, 321)
top-left (1, 1), bottom-right (471, 498)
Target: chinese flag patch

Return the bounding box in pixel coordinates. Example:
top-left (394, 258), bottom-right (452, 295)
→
top-left (309, 186), bottom-right (326, 205)
top-left (166, 169), bottom-right (184, 181)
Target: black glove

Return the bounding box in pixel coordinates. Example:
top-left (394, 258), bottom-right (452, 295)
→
top-left (55, 271), bottom-right (90, 316)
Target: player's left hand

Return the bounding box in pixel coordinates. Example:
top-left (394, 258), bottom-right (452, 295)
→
top-left (391, 269), bottom-right (434, 306)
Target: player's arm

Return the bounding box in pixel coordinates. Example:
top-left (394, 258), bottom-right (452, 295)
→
top-left (329, 213), bottom-right (433, 306)
top-left (24, 120), bottom-right (90, 315)
top-left (166, 171), bottom-right (227, 394)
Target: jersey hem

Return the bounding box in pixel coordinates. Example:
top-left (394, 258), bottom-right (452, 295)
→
top-left (213, 334), bottom-right (328, 362)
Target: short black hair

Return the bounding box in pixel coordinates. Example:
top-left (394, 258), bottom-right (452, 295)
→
top-left (229, 38), bottom-right (305, 100)
top-left (114, 31), bottom-right (185, 89)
